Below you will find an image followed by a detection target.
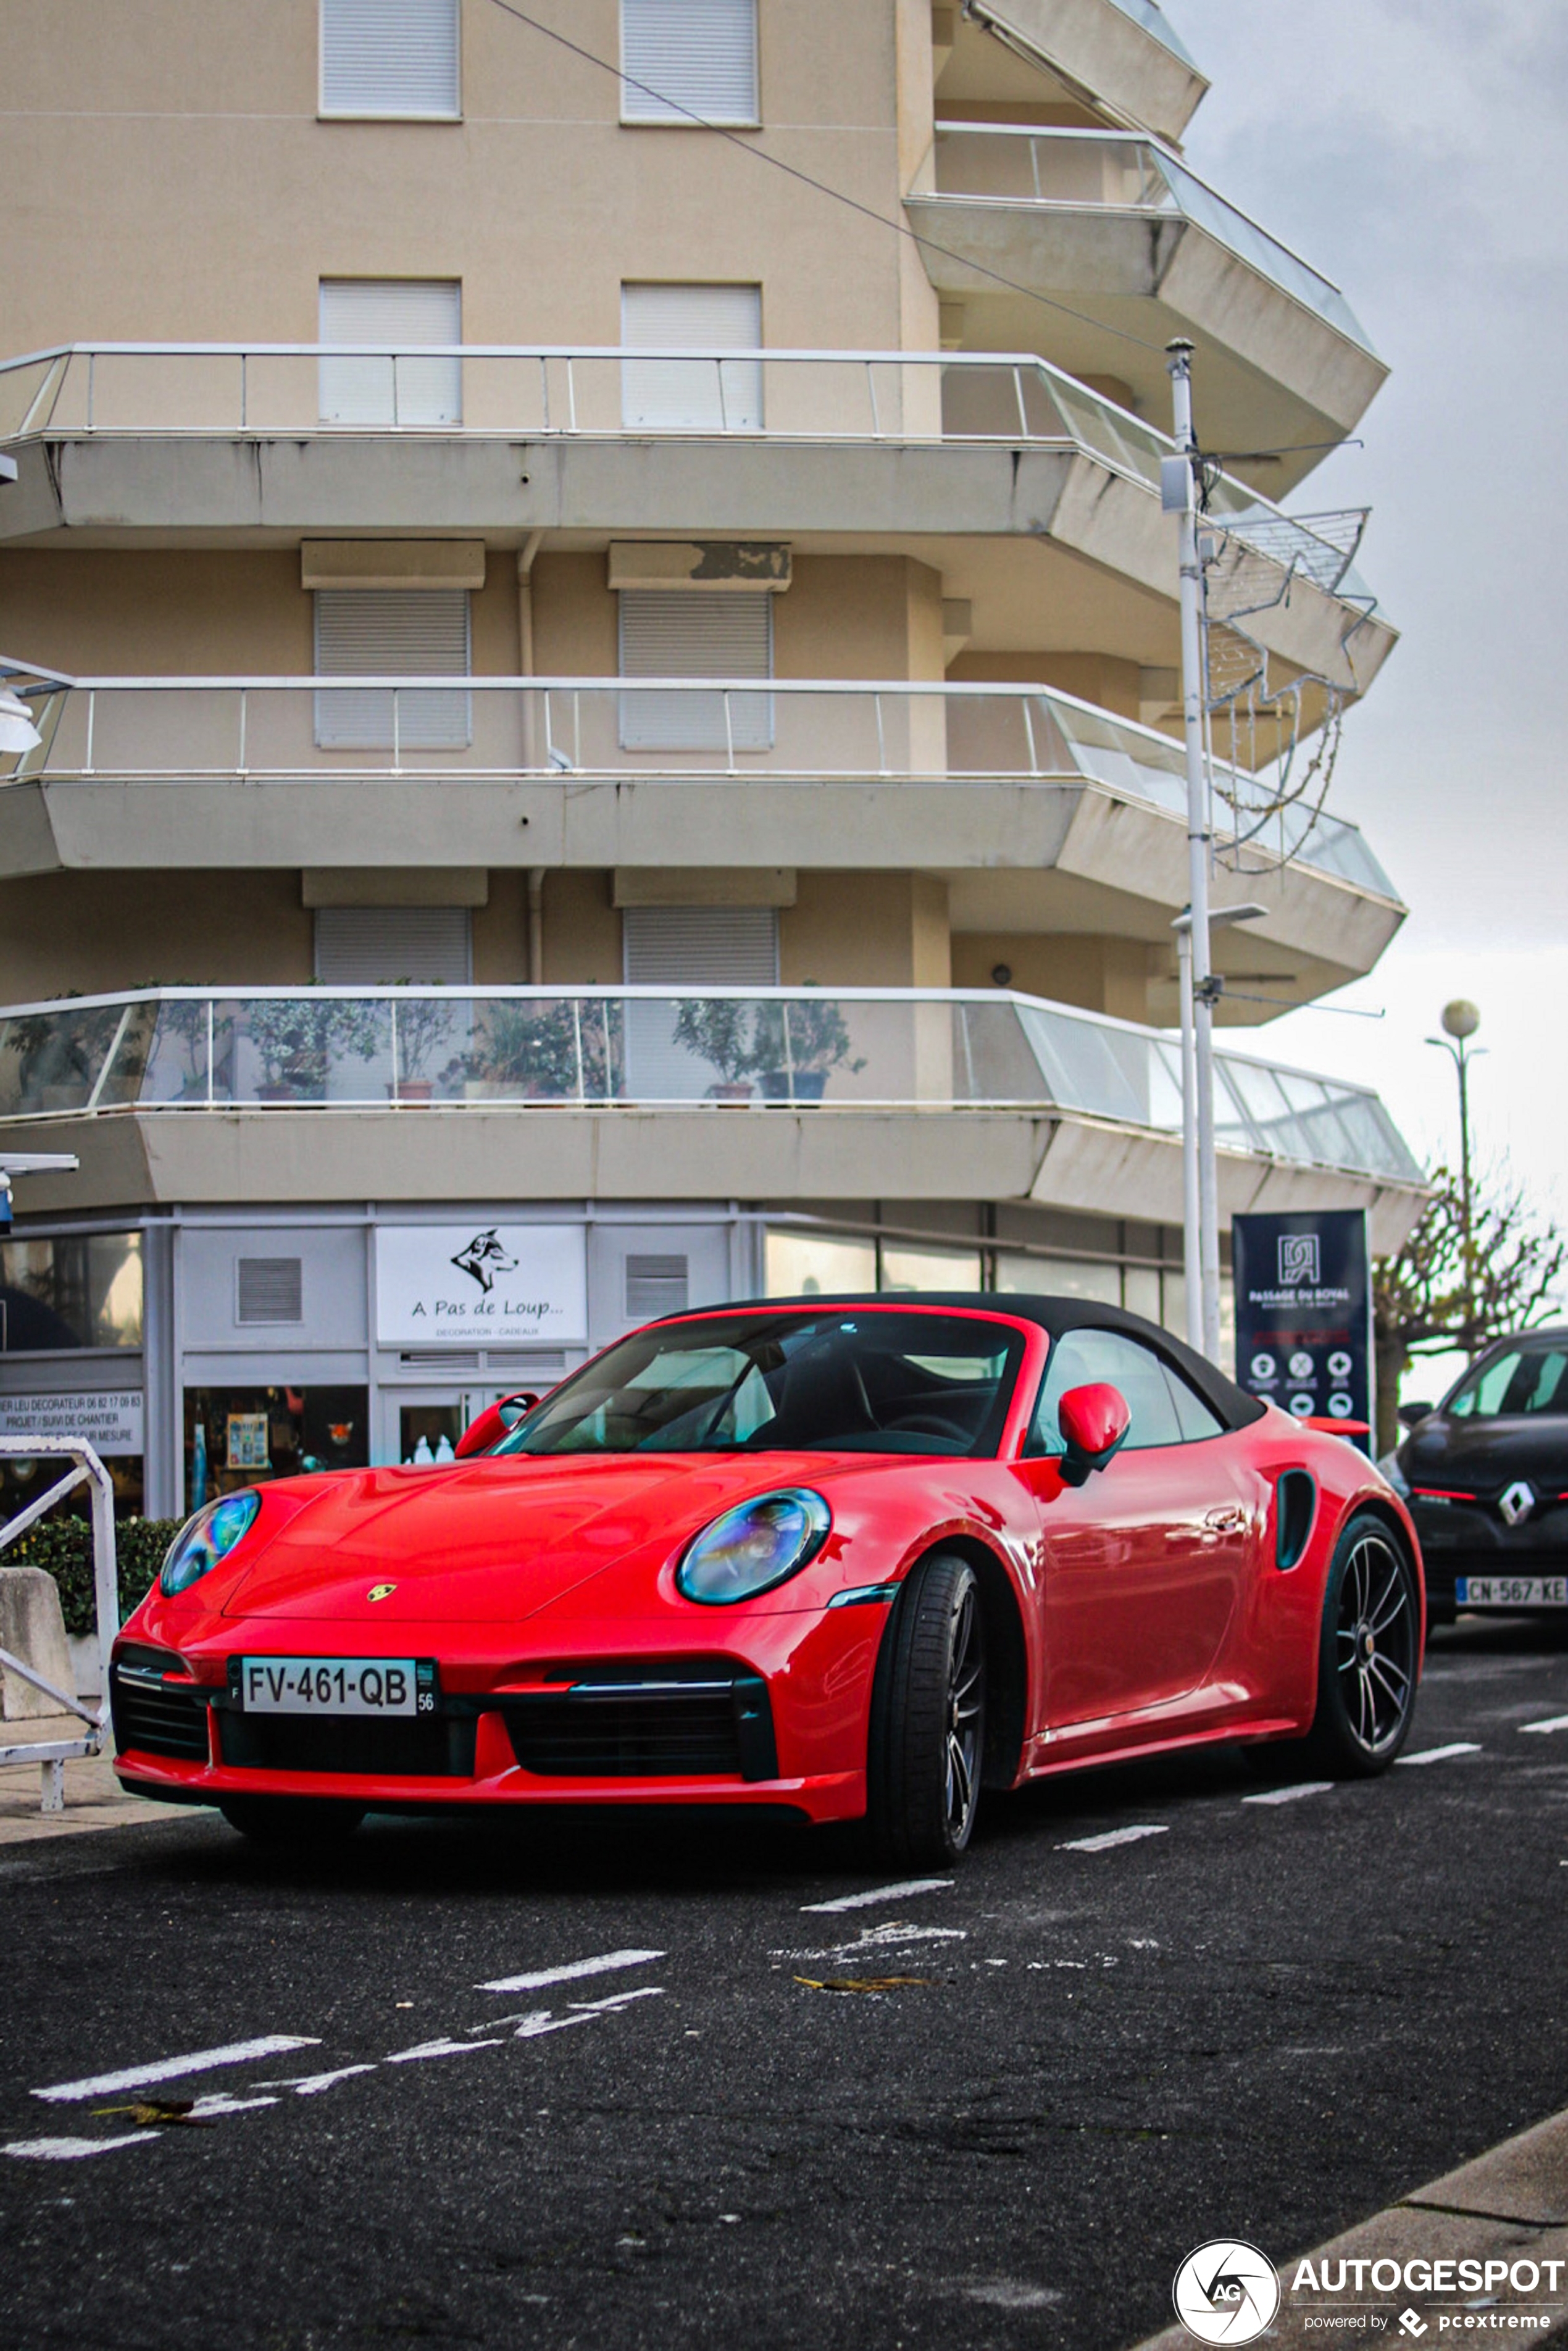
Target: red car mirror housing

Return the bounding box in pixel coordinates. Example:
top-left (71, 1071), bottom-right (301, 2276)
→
top-left (1057, 1383), bottom-right (1132, 1487)
top-left (452, 1391), bottom-right (541, 1459)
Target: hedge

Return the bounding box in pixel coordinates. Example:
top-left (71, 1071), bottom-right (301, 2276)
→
top-left (6, 1517), bottom-right (182, 1636)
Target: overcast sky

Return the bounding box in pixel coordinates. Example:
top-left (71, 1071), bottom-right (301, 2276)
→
top-left (1159, 0), bottom-right (1568, 1295)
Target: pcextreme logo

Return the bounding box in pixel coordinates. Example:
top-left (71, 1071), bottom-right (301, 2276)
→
top-left (1172, 2240), bottom-right (1282, 2344)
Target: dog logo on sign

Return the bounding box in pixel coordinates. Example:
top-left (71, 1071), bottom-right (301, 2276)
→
top-left (451, 1229), bottom-right (519, 1295)
top-left (1277, 1234), bottom-right (1320, 1288)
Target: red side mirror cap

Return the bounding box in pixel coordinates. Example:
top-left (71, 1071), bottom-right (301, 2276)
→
top-left (452, 1390), bottom-right (541, 1459)
top-left (1057, 1382), bottom-right (1131, 1486)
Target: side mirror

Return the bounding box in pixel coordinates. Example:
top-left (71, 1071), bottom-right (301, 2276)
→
top-left (1057, 1383), bottom-right (1131, 1487)
top-left (453, 1390), bottom-right (541, 1459)
top-left (1397, 1401), bottom-right (1435, 1429)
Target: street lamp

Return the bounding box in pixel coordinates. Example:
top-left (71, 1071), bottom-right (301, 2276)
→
top-left (1425, 1000), bottom-right (1483, 1344)
top-left (1173, 901), bottom-right (1268, 1358)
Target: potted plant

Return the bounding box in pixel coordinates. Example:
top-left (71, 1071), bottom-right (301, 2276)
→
top-left (386, 990), bottom-right (461, 1106)
top-left (466, 997), bottom-right (588, 1103)
top-left (750, 994), bottom-right (864, 1105)
top-left (672, 997), bottom-right (756, 1104)
top-left (243, 995), bottom-right (385, 1104)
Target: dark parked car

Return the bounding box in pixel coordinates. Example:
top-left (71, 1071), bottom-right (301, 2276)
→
top-left (1393, 1327), bottom-right (1568, 1624)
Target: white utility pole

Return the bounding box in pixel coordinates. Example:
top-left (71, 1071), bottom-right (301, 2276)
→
top-left (1170, 913), bottom-right (1203, 1355)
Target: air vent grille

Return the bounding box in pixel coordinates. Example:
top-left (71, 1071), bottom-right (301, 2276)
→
top-left (625, 1254), bottom-right (690, 1320)
top-left (236, 1258), bottom-right (303, 1326)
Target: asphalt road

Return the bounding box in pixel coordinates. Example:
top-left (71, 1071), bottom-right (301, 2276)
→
top-left (3, 1617), bottom-right (1567, 2351)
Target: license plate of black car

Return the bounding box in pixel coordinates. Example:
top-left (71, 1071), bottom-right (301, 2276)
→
top-left (1456, 1576), bottom-right (1568, 1609)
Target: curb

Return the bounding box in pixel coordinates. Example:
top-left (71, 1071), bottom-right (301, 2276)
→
top-left (1130, 2105), bottom-right (1568, 2347)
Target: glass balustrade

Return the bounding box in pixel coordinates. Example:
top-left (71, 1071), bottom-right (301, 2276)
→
top-left (0, 987), bottom-right (1423, 1185)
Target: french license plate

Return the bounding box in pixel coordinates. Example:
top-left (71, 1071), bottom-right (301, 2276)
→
top-left (238, 1657), bottom-right (428, 1716)
top-left (1456, 1576), bottom-right (1568, 1610)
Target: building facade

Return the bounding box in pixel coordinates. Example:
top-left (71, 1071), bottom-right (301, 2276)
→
top-left (0, 0), bottom-right (1422, 1519)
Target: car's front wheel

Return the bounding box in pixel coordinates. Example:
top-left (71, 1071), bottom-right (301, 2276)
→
top-left (867, 1551), bottom-right (986, 1867)
top-left (219, 1797), bottom-right (367, 1847)
top-left (1304, 1512), bottom-right (1420, 1774)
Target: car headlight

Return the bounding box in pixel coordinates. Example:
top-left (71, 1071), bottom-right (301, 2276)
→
top-left (159, 1491), bottom-right (261, 1597)
top-left (675, 1490), bottom-right (831, 1606)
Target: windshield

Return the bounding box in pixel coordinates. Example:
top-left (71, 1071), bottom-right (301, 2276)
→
top-left (1447, 1341), bottom-right (1568, 1420)
top-left (498, 1311), bottom-right (1026, 1458)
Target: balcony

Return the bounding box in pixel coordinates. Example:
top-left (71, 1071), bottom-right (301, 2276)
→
top-left (950, 0), bottom-right (1208, 148)
top-left (0, 668), bottom-right (1404, 1001)
top-left (0, 985), bottom-right (1425, 1247)
top-left (909, 127), bottom-right (1387, 490)
top-left (0, 345), bottom-right (1395, 704)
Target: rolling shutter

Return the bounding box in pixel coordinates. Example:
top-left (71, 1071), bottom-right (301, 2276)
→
top-left (622, 905), bottom-right (780, 1098)
top-left (314, 588), bottom-right (471, 751)
top-left (313, 905), bottom-right (473, 984)
top-left (621, 0), bottom-right (758, 124)
top-left (319, 278), bottom-right (462, 426)
top-left (321, 0), bottom-right (461, 117)
top-left (620, 282), bottom-right (761, 431)
top-left (619, 590), bottom-right (772, 752)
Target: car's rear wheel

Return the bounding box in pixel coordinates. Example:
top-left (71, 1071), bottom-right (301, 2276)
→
top-left (1304, 1512), bottom-right (1419, 1774)
top-left (867, 1551), bottom-right (986, 1866)
top-left (219, 1797), bottom-right (366, 1847)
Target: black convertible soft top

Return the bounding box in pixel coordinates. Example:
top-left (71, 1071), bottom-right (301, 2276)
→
top-left (664, 1292), bottom-right (1267, 1437)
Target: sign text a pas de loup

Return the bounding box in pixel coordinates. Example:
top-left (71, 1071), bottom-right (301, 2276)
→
top-left (375, 1225), bottom-right (588, 1349)
top-left (1232, 1208), bottom-right (1374, 1453)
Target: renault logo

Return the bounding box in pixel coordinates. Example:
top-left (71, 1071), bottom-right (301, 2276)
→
top-left (367, 1583), bottom-right (398, 1603)
top-left (1499, 1482), bottom-right (1535, 1529)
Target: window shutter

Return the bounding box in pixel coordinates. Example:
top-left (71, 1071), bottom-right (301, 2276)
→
top-left (236, 1258), bottom-right (304, 1325)
top-left (620, 282), bottom-right (762, 431)
top-left (314, 587), bottom-right (471, 751)
top-left (621, 0), bottom-right (758, 124)
top-left (625, 1253), bottom-right (690, 1319)
top-left (319, 278), bottom-right (462, 426)
top-left (622, 905), bottom-right (780, 1100)
top-left (321, 0), bottom-right (461, 117)
top-left (619, 590), bottom-right (772, 752)
top-left (313, 906), bottom-right (474, 984)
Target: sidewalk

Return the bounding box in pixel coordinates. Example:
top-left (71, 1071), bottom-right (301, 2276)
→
top-left (0, 1713), bottom-right (173, 1844)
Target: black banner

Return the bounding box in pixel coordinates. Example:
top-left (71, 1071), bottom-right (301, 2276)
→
top-left (1232, 1209), bottom-right (1374, 1453)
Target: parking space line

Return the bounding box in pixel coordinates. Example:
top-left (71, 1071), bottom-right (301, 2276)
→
top-left (1396, 1742), bottom-right (1483, 1766)
top-left (31, 2036), bottom-right (322, 2104)
top-left (800, 1879), bottom-right (954, 1914)
top-left (1057, 1825), bottom-right (1169, 1853)
top-left (385, 2038), bottom-right (504, 2065)
top-left (2, 2133), bottom-right (157, 2163)
top-left (1520, 1715), bottom-right (1568, 1735)
top-left (1241, 1781), bottom-right (1336, 1807)
top-left (476, 1948), bottom-right (665, 1994)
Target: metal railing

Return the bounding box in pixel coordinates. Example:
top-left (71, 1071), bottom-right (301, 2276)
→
top-left (0, 1440), bottom-right (118, 1812)
top-left (0, 341), bottom-right (1372, 606)
top-left (924, 124), bottom-right (1375, 352)
top-left (0, 667), bottom-right (1399, 901)
top-left (0, 985), bottom-right (1424, 1186)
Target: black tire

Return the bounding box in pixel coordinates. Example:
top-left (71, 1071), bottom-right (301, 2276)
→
top-left (1303, 1512), bottom-right (1420, 1775)
top-left (219, 1797), bottom-right (366, 1847)
top-left (866, 1551), bottom-right (986, 1867)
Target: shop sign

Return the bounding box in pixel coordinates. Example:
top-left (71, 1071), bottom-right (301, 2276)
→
top-left (0, 1389), bottom-right (145, 1456)
top-left (376, 1225), bottom-right (588, 1348)
top-left (1232, 1208), bottom-right (1374, 1453)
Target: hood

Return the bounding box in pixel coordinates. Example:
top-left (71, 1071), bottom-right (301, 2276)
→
top-left (219, 1453), bottom-right (881, 1624)
top-left (1399, 1413), bottom-right (1568, 1498)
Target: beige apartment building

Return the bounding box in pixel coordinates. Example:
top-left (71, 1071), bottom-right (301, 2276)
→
top-left (0, 0), bottom-right (1422, 1516)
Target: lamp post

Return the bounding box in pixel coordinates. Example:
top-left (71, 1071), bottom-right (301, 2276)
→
top-left (1425, 1000), bottom-right (1482, 1345)
top-left (1172, 901), bottom-right (1269, 1358)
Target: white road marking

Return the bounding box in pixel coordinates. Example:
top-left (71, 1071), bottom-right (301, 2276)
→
top-left (1396, 1742), bottom-right (1483, 1767)
top-left (268, 2066), bottom-right (378, 2097)
top-left (385, 2038), bottom-right (503, 2065)
top-left (1242, 1782), bottom-right (1336, 1807)
top-left (1057, 1824), bottom-right (1169, 1853)
top-left (477, 1948), bottom-right (665, 1995)
top-left (567, 1987), bottom-right (665, 2015)
top-left (31, 2036), bottom-right (322, 2104)
top-left (185, 2094), bottom-right (280, 2118)
top-left (4, 2134), bottom-right (155, 2162)
top-left (511, 2012), bottom-right (600, 2042)
top-left (1520, 1715), bottom-right (1568, 1735)
top-left (800, 1879), bottom-right (953, 1914)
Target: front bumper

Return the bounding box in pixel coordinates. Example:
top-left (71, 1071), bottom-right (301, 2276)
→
top-left (1411, 1498), bottom-right (1568, 1615)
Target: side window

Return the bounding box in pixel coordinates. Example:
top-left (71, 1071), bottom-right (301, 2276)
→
top-left (1166, 1363), bottom-right (1225, 1442)
top-left (1027, 1329), bottom-right (1184, 1455)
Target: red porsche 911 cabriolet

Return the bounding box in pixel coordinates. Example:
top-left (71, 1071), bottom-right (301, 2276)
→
top-left (111, 1296), bottom-right (1424, 1866)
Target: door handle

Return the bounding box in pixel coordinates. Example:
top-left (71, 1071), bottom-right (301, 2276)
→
top-left (1204, 1505), bottom-right (1246, 1533)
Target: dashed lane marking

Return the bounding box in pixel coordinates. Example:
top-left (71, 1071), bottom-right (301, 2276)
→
top-left (385, 2038), bottom-right (505, 2065)
top-left (1396, 1742), bottom-right (1483, 1766)
top-left (31, 2036), bottom-right (322, 2105)
top-left (1520, 1715), bottom-right (1568, 1735)
top-left (1242, 1782), bottom-right (1336, 1807)
top-left (476, 1948), bottom-right (665, 1995)
top-left (264, 2066), bottom-right (378, 2097)
top-left (1057, 1825), bottom-right (1170, 1853)
top-left (800, 1879), bottom-right (954, 1914)
top-left (2, 2133), bottom-right (156, 2163)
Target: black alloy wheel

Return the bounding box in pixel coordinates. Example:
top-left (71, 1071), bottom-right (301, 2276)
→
top-left (1305, 1512), bottom-right (1420, 1774)
top-left (867, 1551), bottom-right (987, 1866)
top-left (219, 1797), bottom-right (367, 1847)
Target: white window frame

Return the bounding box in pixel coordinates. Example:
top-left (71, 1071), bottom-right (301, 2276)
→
top-left (620, 0), bottom-right (760, 130)
top-left (319, 0), bottom-right (463, 122)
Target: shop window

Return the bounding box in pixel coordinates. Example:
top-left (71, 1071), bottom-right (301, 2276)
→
top-left (764, 1229), bottom-right (876, 1298)
top-left (0, 1234), bottom-right (143, 1353)
top-left (880, 1240), bottom-right (983, 1292)
top-left (184, 1386), bottom-right (369, 1510)
top-left (995, 1251), bottom-right (1121, 1306)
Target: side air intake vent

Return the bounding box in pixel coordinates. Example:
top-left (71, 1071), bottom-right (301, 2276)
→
top-left (1276, 1469), bottom-right (1317, 1571)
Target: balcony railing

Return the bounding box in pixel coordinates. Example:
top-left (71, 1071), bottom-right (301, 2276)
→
top-left (0, 342), bottom-right (1370, 604)
top-left (0, 986), bottom-right (1422, 1186)
top-left (1101, 0), bottom-right (1198, 65)
top-left (0, 668), bottom-right (1399, 901)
